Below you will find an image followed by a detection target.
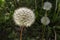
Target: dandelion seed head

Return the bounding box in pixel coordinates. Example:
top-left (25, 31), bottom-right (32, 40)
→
top-left (13, 7), bottom-right (35, 27)
top-left (41, 16), bottom-right (50, 25)
top-left (43, 2), bottom-right (52, 10)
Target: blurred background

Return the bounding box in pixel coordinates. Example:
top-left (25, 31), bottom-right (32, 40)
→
top-left (0, 0), bottom-right (60, 40)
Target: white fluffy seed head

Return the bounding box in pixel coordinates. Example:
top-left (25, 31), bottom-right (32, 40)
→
top-left (41, 16), bottom-right (50, 25)
top-left (43, 1), bottom-right (52, 10)
top-left (13, 7), bottom-right (35, 27)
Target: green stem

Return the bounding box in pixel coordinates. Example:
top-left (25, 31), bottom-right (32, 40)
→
top-left (42, 25), bottom-right (46, 40)
top-left (54, 31), bottom-right (57, 40)
top-left (54, 27), bottom-right (57, 40)
top-left (45, 10), bottom-right (48, 16)
top-left (53, 9), bottom-right (60, 22)
top-left (55, 0), bottom-right (58, 11)
top-left (35, 0), bottom-right (37, 9)
top-left (55, 9), bottom-right (60, 18)
top-left (53, 0), bottom-right (58, 22)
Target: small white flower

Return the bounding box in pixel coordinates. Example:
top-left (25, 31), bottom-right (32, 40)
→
top-left (13, 7), bottom-right (35, 27)
top-left (41, 16), bottom-right (50, 25)
top-left (43, 1), bottom-right (52, 10)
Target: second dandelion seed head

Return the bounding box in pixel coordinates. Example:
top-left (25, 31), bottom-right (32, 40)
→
top-left (43, 1), bottom-right (52, 10)
top-left (41, 16), bottom-right (50, 25)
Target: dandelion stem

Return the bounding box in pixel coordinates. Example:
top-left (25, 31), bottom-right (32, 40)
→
top-left (20, 27), bottom-right (24, 40)
top-left (54, 27), bottom-right (57, 40)
top-left (42, 25), bottom-right (46, 40)
top-left (54, 28), bottom-right (57, 40)
top-left (45, 10), bottom-right (48, 16)
top-left (35, 0), bottom-right (37, 9)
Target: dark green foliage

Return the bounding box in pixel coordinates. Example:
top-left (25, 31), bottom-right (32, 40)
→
top-left (0, 0), bottom-right (60, 40)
